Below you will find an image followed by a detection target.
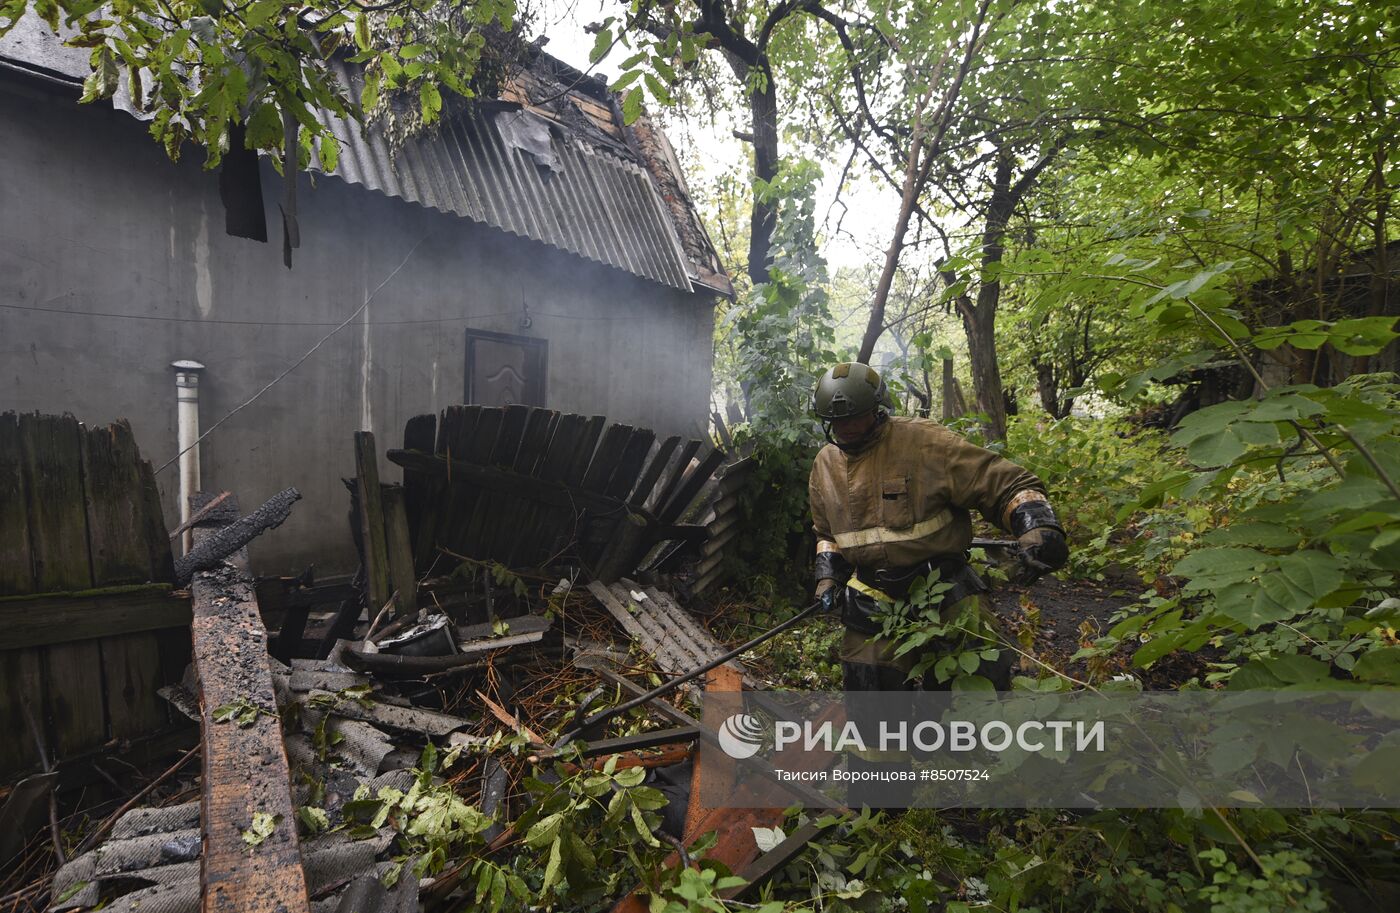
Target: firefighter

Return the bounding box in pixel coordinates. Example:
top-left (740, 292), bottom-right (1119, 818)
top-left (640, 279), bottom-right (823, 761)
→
top-left (809, 362), bottom-right (1068, 693)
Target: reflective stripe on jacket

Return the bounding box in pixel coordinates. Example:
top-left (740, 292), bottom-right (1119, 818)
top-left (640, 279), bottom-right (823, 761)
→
top-left (809, 416), bottom-right (1044, 569)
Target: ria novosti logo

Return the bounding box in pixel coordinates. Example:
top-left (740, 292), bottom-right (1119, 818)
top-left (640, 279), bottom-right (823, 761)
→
top-left (717, 713), bottom-right (766, 759)
top-left (715, 714), bottom-right (1108, 759)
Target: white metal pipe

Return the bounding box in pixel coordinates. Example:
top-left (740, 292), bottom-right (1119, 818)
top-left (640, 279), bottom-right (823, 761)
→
top-left (172, 360), bottom-right (205, 555)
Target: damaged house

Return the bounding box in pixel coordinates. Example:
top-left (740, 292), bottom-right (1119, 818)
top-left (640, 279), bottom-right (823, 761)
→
top-left (0, 15), bottom-right (732, 574)
top-left (0, 16), bottom-right (810, 913)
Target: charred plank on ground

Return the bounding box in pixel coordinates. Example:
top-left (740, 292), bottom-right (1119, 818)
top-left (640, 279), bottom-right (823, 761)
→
top-left (189, 493), bottom-right (309, 913)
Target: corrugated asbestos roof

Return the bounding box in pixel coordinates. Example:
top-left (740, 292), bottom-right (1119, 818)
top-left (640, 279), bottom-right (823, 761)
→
top-left (317, 63), bottom-right (696, 291)
top-left (0, 15), bottom-right (705, 293)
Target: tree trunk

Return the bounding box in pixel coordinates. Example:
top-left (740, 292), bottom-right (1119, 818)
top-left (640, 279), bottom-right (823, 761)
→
top-left (858, 90), bottom-right (934, 364)
top-left (940, 357), bottom-right (968, 420)
top-left (955, 151), bottom-right (1015, 440)
top-left (746, 68), bottom-right (780, 287)
top-left (960, 307), bottom-right (1007, 438)
top-left (1033, 358), bottom-right (1064, 418)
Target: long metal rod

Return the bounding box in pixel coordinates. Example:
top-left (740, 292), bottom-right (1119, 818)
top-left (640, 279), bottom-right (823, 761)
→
top-left (556, 601), bottom-right (822, 747)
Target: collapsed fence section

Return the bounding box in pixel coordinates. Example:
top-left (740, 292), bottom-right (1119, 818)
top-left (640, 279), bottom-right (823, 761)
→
top-left (383, 404), bottom-right (728, 586)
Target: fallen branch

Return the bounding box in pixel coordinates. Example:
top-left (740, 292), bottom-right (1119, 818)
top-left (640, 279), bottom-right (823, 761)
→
top-left (20, 701), bottom-right (63, 866)
top-left (173, 488), bottom-right (301, 584)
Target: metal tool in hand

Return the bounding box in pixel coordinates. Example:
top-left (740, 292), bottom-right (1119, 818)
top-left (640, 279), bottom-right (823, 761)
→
top-left (554, 600), bottom-right (824, 748)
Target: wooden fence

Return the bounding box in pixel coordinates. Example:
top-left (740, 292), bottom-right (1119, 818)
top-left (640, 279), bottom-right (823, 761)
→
top-left (690, 456), bottom-right (754, 595)
top-left (371, 404), bottom-right (726, 593)
top-left (0, 412), bottom-right (186, 780)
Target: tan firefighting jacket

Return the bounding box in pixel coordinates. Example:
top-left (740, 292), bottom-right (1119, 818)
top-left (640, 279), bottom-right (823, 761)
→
top-left (809, 416), bottom-right (1045, 570)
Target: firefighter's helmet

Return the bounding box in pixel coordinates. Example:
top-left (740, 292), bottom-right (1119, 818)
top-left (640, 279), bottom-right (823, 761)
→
top-left (812, 363), bottom-right (889, 420)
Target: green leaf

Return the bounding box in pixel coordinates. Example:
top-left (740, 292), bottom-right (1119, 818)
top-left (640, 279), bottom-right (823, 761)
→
top-left (317, 137), bottom-right (339, 173)
top-left (1353, 647), bottom-right (1400, 685)
top-left (588, 26), bottom-right (613, 64)
top-left (354, 13), bottom-right (370, 51)
top-left (1186, 428), bottom-right (1247, 467)
top-left (246, 102), bottom-right (282, 149)
top-left (1173, 547), bottom-right (1268, 592)
top-left (1258, 654), bottom-right (1331, 684)
top-left (419, 82), bottom-right (441, 121)
top-left (360, 71), bottom-right (380, 112)
top-left (951, 674), bottom-right (996, 691)
top-left (297, 805), bottom-right (329, 834)
top-left (542, 836), bottom-right (563, 892)
top-left (1330, 317), bottom-right (1399, 356)
top-left (525, 812), bottom-right (562, 848)
top-left (630, 800), bottom-right (659, 846)
top-left (241, 811), bottom-right (280, 847)
top-left (1349, 743), bottom-right (1400, 796)
top-left (642, 72), bottom-right (672, 106)
top-left (1203, 522), bottom-right (1299, 548)
top-left (620, 87), bottom-right (643, 125)
top-left (1244, 393), bottom-right (1326, 423)
top-left (652, 57), bottom-right (677, 83)
top-left (245, 0), bottom-right (278, 29)
top-left (55, 882), bottom-right (89, 904)
top-left (1276, 550), bottom-right (1344, 602)
top-left (609, 69), bottom-right (642, 93)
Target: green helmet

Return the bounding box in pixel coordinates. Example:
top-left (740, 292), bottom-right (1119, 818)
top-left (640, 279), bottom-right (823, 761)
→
top-left (812, 363), bottom-right (889, 420)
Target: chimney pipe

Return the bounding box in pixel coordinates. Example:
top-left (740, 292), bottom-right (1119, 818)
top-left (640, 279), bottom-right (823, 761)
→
top-left (171, 360), bottom-right (205, 555)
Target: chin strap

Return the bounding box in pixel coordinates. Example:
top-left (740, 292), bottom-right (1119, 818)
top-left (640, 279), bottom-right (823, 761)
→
top-left (821, 409), bottom-right (888, 453)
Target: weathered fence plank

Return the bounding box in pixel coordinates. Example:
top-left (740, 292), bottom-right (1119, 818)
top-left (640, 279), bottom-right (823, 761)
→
top-left (82, 421), bottom-right (160, 585)
top-left (0, 412), bottom-right (33, 596)
top-left (43, 640), bottom-right (106, 758)
top-left (354, 431), bottom-right (391, 611)
top-left (102, 632), bottom-right (167, 740)
top-left (382, 486), bottom-right (419, 619)
top-left (0, 650), bottom-right (43, 777)
top-left (19, 413), bottom-right (91, 593)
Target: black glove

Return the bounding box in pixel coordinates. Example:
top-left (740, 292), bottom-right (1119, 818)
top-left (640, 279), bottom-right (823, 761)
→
top-left (1011, 528), bottom-right (1069, 584)
top-left (814, 546), bottom-right (851, 613)
top-left (1008, 498), bottom-right (1069, 584)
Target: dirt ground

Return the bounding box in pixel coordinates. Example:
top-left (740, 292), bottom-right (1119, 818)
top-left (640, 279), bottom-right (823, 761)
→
top-left (991, 575), bottom-right (1137, 657)
top-left (990, 574), bottom-right (1213, 687)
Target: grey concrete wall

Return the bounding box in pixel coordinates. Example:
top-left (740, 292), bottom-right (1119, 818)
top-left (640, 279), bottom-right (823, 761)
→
top-left (0, 76), bottom-right (716, 575)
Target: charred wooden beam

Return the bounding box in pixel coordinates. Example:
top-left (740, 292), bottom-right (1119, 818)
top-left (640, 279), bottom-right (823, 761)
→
top-left (174, 488), bottom-right (301, 585)
top-left (189, 494), bottom-right (310, 913)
